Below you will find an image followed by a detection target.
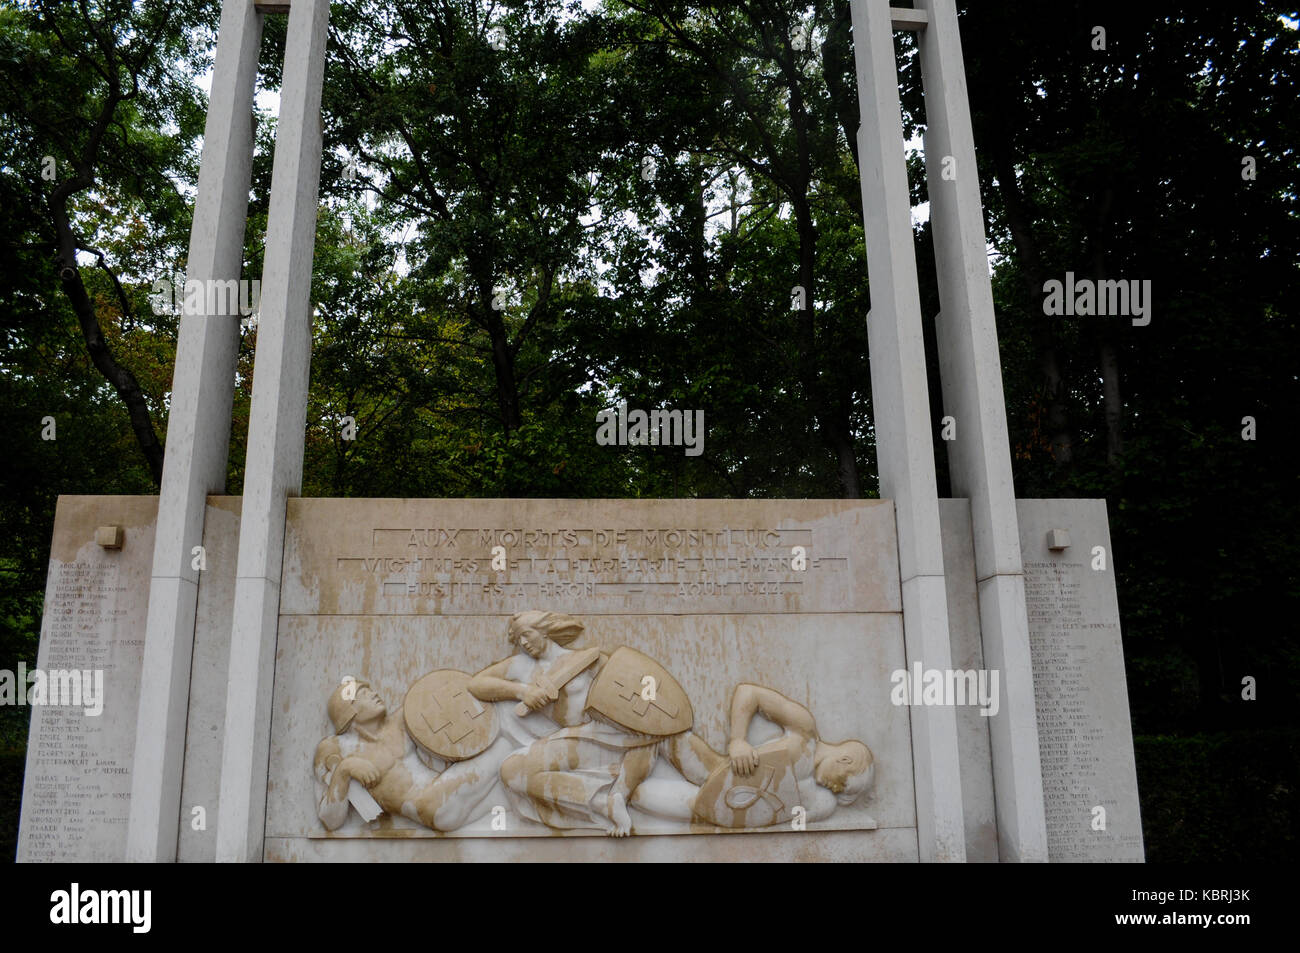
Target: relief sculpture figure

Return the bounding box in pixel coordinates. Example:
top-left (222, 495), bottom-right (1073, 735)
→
top-left (314, 611), bottom-right (600, 832)
top-left (632, 683), bottom-right (875, 828)
top-left (314, 611), bottom-right (875, 836)
top-left (500, 645), bottom-right (693, 836)
top-left (464, 610), bottom-right (602, 748)
top-left (313, 677), bottom-right (505, 832)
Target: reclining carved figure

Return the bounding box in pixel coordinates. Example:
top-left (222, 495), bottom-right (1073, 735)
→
top-left (633, 683), bottom-right (875, 829)
top-left (314, 611), bottom-right (600, 832)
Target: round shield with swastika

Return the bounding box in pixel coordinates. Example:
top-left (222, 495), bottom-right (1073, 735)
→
top-left (403, 669), bottom-right (498, 761)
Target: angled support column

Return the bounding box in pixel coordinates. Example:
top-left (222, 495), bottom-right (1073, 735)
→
top-left (127, 0), bottom-right (264, 862)
top-left (216, 0), bottom-right (330, 863)
top-left (915, 0), bottom-right (1048, 862)
top-left (851, 0), bottom-right (966, 862)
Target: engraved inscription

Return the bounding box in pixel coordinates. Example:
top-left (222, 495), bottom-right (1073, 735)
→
top-left (18, 559), bottom-right (142, 862)
top-left (280, 499), bottom-right (900, 616)
top-left (337, 527), bottom-right (837, 606)
top-left (1025, 559), bottom-right (1144, 862)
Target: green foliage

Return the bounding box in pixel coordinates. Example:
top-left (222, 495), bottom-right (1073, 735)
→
top-left (1135, 731), bottom-right (1300, 862)
top-left (950, 1), bottom-right (1300, 734)
top-left (0, 752), bottom-right (24, 862)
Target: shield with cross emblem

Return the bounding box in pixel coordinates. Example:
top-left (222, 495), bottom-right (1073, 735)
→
top-left (585, 646), bottom-right (692, 736)
top-left (403, 669), bottom-right (499, 761)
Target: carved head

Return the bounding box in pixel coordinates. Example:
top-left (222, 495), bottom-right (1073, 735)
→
top-left (354, 684), bottom-right (387, 722)
top-left (507, 611), bottom-right (584, 658)
top-left (815, 740), bottom-right (874, 805)
top-left (327, 678), bottom-right (385, 733)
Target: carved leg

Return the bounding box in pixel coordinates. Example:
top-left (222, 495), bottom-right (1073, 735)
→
top-left (661, 731), bottom-right (724, 785)
top-left (629, 778), bottom-right (698, 821)
top-left (607, 745), bottom-right (655, 836)
top-left (524, 769), bottom-right (614, 832)
top-left (500, 750), bottom-right (528, 796)
top-left (407, 737), bottom-right (511, 831)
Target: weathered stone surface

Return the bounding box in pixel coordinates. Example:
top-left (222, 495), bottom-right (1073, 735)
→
top-left (177, 497), bottom-right (242, 862)
top-left (216, 0), bottom-right (333, 864)
top-left (127, 0), bottom-right (263, 863)
top-left (851, 0), bottom-right (965, 862)
top-left (17, 496), bottom-right (157, 862)
top-left (264, 498), bottom-right (913, 855)
top-left (939, 499), bottom-right (999, 862)
top-left (279, 498), bottom-right (901, 616)
top-left (1018, 499), bottom-right (1144, 862)
top-left (267, 612), bottom-right (912, 842)
top-left (264, 826), bottom-right (921, 863)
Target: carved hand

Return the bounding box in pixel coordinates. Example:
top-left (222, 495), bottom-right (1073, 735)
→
top-left (518, 682), bottom-right (552, 711)
top-left (728, 739), bottom-right (759, 776)
top-left (339, 756), bottom-right (381, 788)
top-left (327, 768), bottom-right (350, 802)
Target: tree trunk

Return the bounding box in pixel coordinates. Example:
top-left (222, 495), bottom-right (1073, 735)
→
top-left (791, 195), bottom-right (861, 497)
top-left (50, 195), bottom-right (165, 486)
top-left (1098, 336), bottom-right (1124, 465)
top-left (828, 404), bottom-right (862, 499)
top-left (1040, 345), bottom-right (1073, 464)
top-left (991, 149), bottom-right (1075, 465)
top-left (482, 299), bottom-right (523, 434)
top-left (821, 1), bottom-right (860, 174)
top-left (1092, 216), bottom-right (1123, 467)
top-left (689, 165), bottom-right (709, 294)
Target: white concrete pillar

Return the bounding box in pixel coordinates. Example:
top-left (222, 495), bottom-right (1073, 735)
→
top-left (850, 0), bottom-right (966, 862)
top-left (216, 0), bottom-right (330, 863)
top-left (127, 0), bottom-right (264, 862)
top-left (915, 0), bottom-right (1049, 862)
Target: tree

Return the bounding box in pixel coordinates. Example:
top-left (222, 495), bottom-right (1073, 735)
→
top-left (942, 0), bottom-right (1300, 728)
top-left (0, 0), bottom-right (216, 485)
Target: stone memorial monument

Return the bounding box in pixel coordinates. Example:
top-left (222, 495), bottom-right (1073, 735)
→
top-left (17, 0), bottom-right (1143, 863)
